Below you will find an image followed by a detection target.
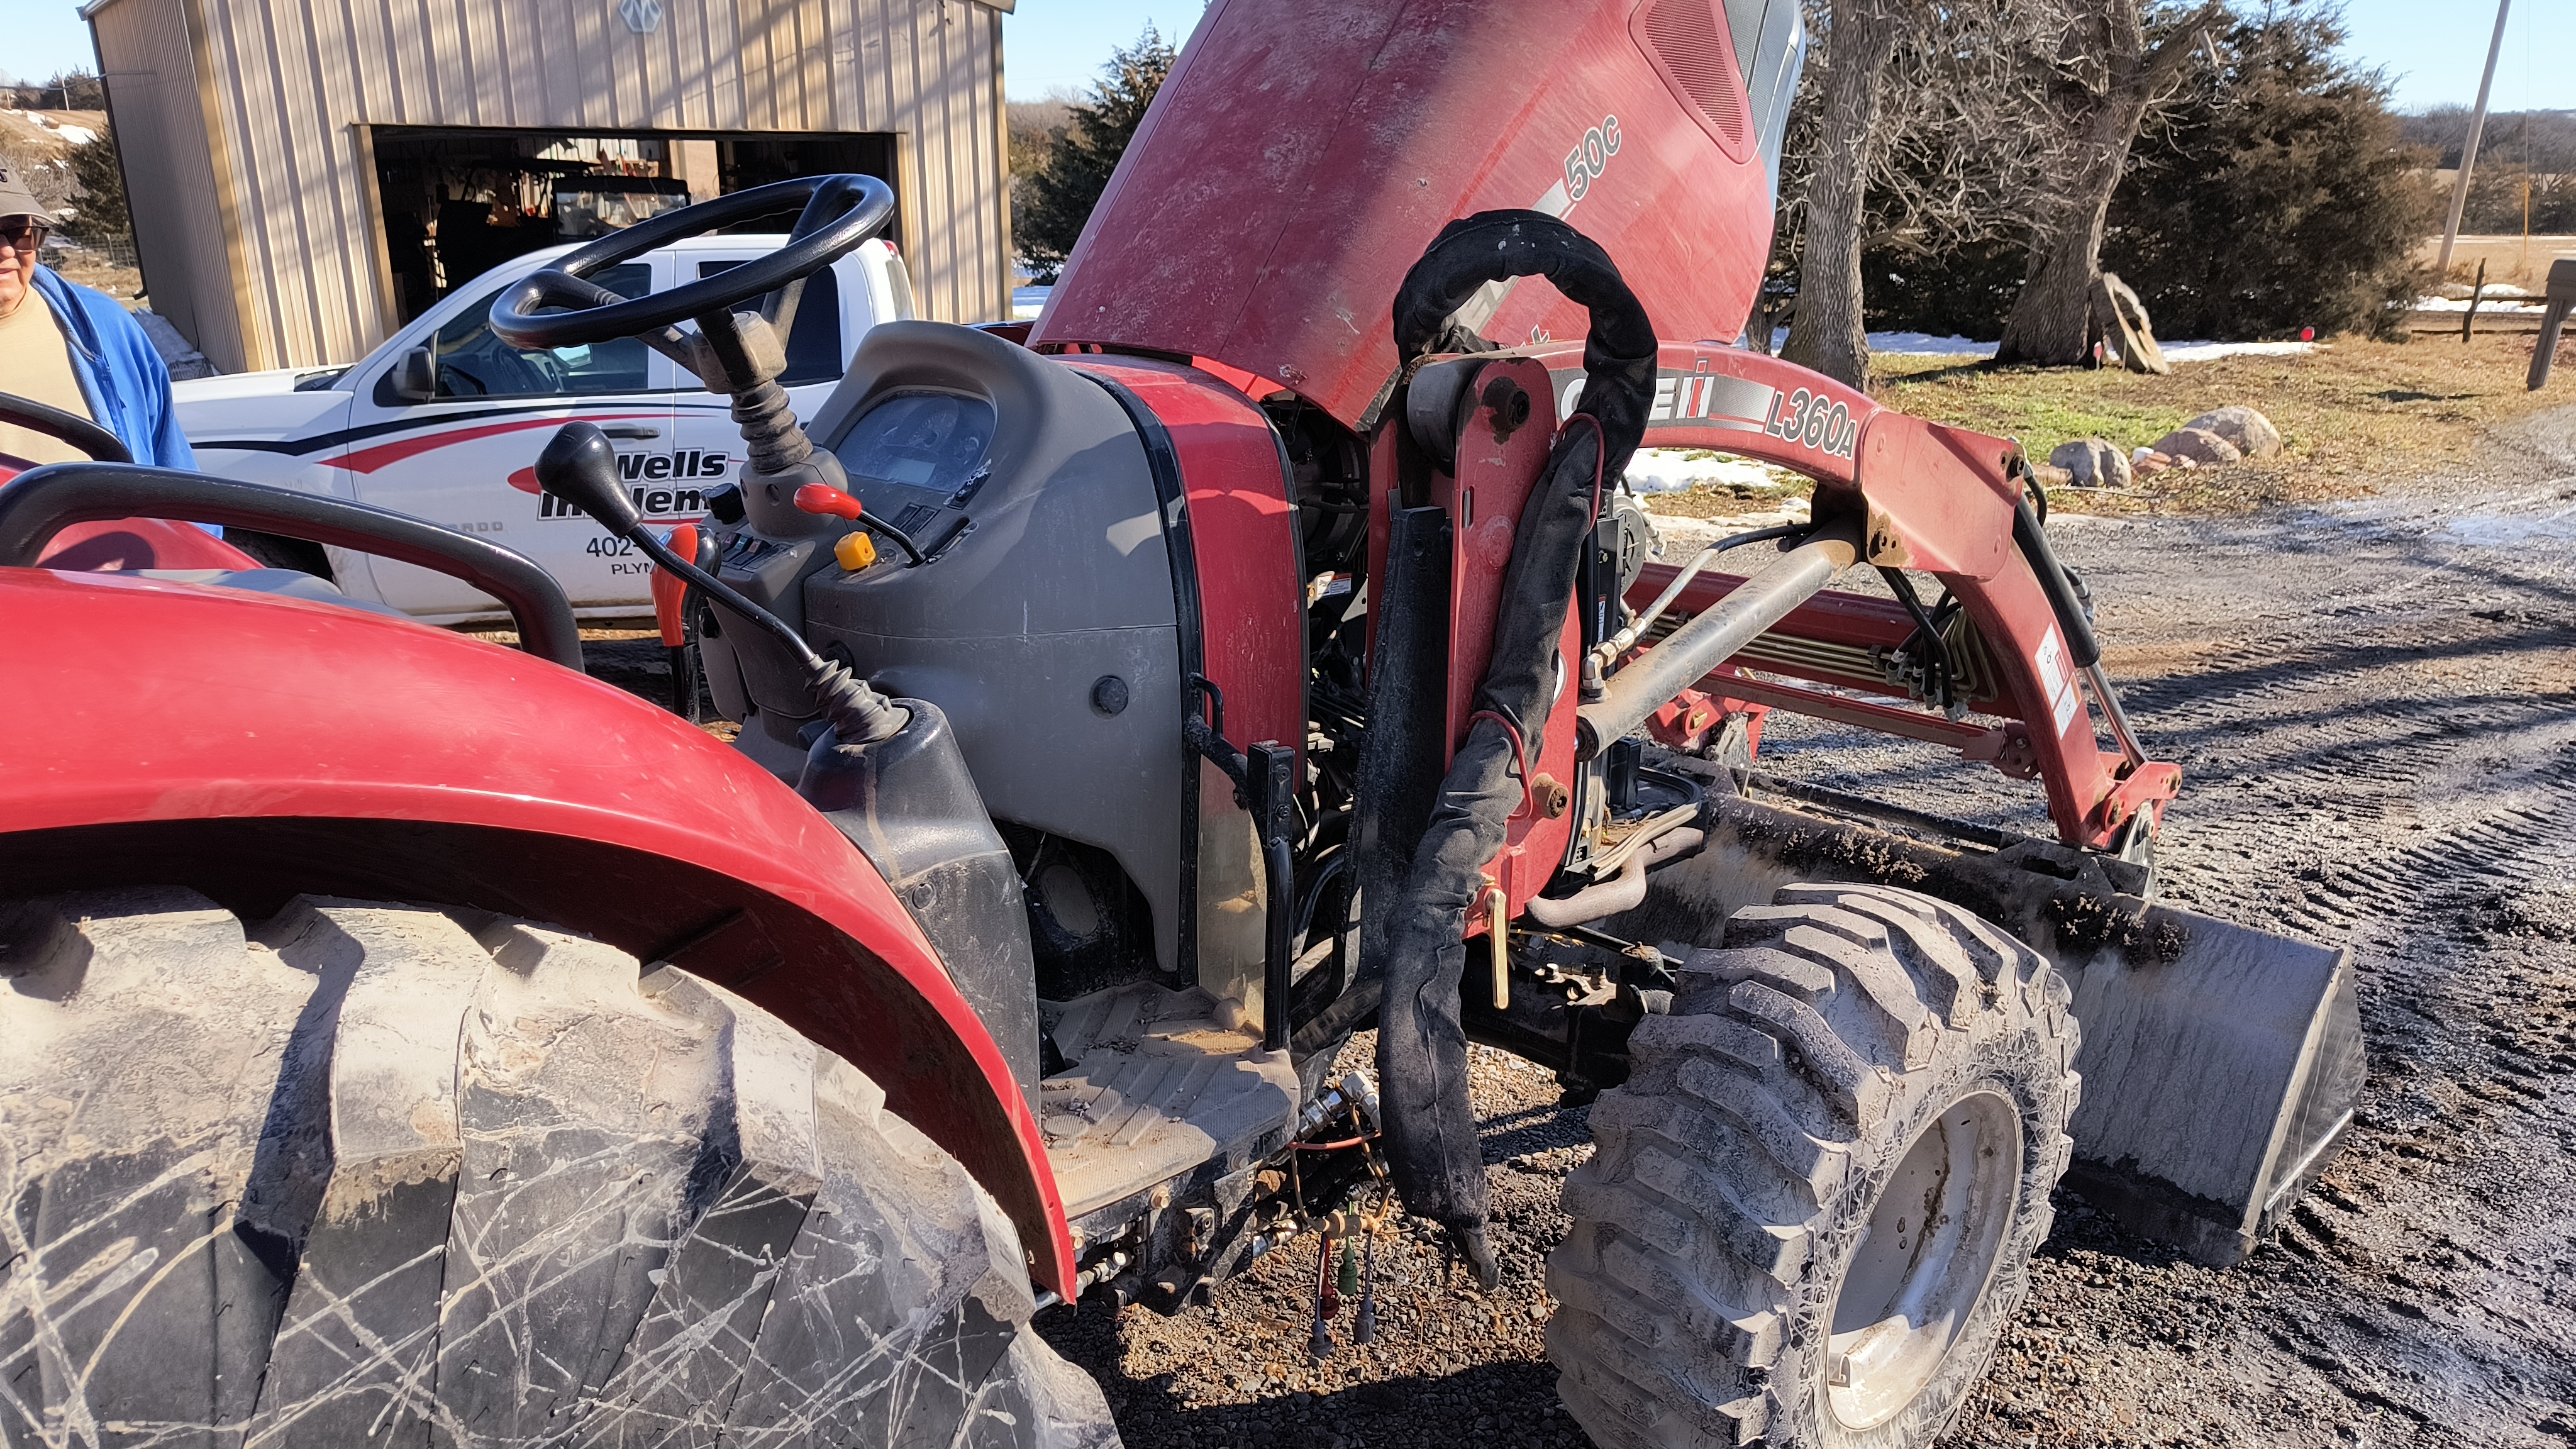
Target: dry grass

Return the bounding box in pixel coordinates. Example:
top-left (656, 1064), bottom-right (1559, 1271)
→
top-left (2421, 234), bottom-right (2573, 293)
top-left (1870, 334), bottom-right (2565, 514)
top-left (49, 254), bottom-right (143, 303)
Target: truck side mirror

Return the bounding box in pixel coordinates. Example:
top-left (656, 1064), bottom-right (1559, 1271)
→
top-left (391, 347), bottom-right (438, 401)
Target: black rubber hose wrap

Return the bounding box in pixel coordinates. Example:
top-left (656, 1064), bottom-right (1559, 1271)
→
top-left (1371, 211), bottom-right (1657, 1284)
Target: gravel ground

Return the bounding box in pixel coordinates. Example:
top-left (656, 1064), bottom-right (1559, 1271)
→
top-left (1031, 409), bottom-right (2576, 1449)
top-left (571, 410), bottom-right (2576, 1447)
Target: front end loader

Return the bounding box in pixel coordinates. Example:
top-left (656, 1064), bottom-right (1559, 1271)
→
top-left (1, 2), bottom-right (2356, 1445)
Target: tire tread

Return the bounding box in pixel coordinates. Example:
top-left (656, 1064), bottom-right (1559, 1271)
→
top-left (0, 889), bottom-right (1116, 1449)
top-left (1547, 882), bottom-right (2079, 1449)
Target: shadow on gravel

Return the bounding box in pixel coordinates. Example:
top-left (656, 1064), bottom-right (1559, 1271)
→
top-left (1030, 1319), bottom-right (1599, 1449)
top-left (1475, 1104), bottom-right (1588, 1163)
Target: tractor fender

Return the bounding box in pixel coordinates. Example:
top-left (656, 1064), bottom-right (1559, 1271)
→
top-left (0, 566), bottom-right (1075, 1294)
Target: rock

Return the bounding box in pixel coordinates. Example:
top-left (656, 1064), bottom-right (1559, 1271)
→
top-left (2130, 448), bottom-right (2176, 476)
top-left (2050, 437), bottom-right (2133, 489)
top-left (2028, 463), bottom-right (2075, 489)
top-left (2183, 405), bottom-right (2282, 459)
top-left (2151, 427), bottom-right (2242, 467)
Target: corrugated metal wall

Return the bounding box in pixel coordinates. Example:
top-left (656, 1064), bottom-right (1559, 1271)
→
top-left (88, 0), bottom-right (1010, 374)
top-left (90, 0), bottom-right (251, 373)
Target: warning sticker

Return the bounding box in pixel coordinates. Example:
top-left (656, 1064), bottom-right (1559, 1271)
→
top-left (2036, 625), bottom-right (2082, 735)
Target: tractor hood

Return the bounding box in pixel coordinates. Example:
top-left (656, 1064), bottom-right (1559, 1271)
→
top-left (1033, 0), bottom-right (1806, 430)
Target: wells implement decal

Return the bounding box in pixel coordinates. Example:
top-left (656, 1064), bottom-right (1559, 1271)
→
top-left (504, 450), bottom-right (731, 521)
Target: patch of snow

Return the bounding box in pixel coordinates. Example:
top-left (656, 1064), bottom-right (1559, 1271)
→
top-left (2442, 505), bottom-right (2576, 547)
top-left (1013, 284), bottom-right (1050, 320)
top-left (2412, 294), bottom-right (2543, 313)
top-left (55, 125), bottom-right (97, 145)
top-left (2320, 486), bottom-right (2576, 549)
top-left (2155, 340), bottom-right (2321, 362)
top-left (1623, 447), bottom-right (1801, 494)
top-left (1831, 332), bottom-right (2319, 362)
top-left (1868, 331), bottom-right (1997, 357)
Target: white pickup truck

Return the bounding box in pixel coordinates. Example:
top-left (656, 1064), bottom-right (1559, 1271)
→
top-left (174, 234), bottom-right (912, 620)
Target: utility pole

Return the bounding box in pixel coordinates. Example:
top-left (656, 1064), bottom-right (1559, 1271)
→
top-left (2436, 0), bottom-right (2513, 276)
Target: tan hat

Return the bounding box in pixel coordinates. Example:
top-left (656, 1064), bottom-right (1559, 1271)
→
top-left (0, 158), bottom-right (58, 226)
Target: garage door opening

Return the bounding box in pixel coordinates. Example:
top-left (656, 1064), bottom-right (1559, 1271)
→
top-left (370, 126), bottom-right (898, 325)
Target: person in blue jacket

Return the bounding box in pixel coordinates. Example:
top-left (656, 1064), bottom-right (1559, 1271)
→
top-left (0, 160), bottom-right (196, 474)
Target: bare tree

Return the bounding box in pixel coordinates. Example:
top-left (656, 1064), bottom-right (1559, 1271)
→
top-left (1779, 0), bottom-right (1913, 389)
top-left (1868, 2), bottom-right (2079, 262)
top-left (1770, 0), bottom-right (2077, 379)
top-left (1992, 0), bottom-right (2224, 366)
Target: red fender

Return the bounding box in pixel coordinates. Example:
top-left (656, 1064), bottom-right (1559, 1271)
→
top-left (0, 567), bottom-right (1075, 1294)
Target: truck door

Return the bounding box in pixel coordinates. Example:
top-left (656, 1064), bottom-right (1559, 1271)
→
top-left (343, 258), bottom-right (678, 619)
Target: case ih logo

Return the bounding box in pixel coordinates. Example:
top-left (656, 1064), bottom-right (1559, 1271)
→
top-left (506, 448), bottom-right (730, 519)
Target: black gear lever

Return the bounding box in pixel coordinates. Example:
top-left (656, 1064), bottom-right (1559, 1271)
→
top-left (533, 422), bottom-right (906, 743)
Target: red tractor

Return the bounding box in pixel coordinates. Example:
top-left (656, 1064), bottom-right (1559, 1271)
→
top-left (0, 4), bottom-right (2358, 1446)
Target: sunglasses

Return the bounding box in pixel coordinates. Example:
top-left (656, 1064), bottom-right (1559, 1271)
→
top-left (0, 219), bottom-right (50, 252)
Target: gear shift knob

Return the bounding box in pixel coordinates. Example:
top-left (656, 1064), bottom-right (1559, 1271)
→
top-left (534, 422), bottom-right (640, 534)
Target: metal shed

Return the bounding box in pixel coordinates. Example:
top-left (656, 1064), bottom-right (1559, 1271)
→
top-left (84, 0), bottom-right (1014, 376)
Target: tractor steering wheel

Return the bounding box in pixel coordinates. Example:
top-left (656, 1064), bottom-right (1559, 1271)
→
top-left (0, 391), bottom-right (134, 465)
top-left (487, 174), bottom-right (894, 395)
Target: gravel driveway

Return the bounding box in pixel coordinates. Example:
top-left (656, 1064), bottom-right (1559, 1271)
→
top-left (566, 409), bottom-right (2576, 1448)
top-left (1021, 408), bottom-right (2576, 1449)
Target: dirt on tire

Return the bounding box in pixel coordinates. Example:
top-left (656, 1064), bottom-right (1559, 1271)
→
top-left (1551, 884), bottom-right (2079, 1448)
top-left (0, 889), bottom-right (1117, 1447)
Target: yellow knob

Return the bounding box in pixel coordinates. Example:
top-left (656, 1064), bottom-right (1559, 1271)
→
top-left (834, 531), bottom-right (879, 572)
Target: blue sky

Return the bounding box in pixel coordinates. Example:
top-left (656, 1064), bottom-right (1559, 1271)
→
top-left (4, 0), bottom-right (2565, 113)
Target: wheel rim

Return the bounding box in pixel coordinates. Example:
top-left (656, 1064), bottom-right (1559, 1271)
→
top-left (1824, 1088), bottom-right (2024, 1431)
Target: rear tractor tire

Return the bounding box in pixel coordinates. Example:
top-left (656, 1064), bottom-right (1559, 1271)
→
top-left (1548, 882), bottom-right (2080, 1448)
top-left (0, 887), bottom-right (1118, 1448)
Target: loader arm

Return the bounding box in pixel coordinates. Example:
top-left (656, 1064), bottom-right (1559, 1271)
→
top-left (1522, 339), bottom-right (2180, 852)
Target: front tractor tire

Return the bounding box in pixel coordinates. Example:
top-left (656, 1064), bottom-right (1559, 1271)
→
top-left (0, 887), bottom-right (1117, 1448)
top-left (1548, 883), bottom-right (2081, 1449)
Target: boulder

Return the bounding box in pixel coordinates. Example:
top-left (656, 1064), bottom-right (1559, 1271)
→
top-left (2049, 438), bottom-right (2133, 489)
top-left (2151, 427), bottom-right (2243, 467)
top-left (2130, 449), bottom-right (2177, 476)
top-left (2028, 463), bottom-right (2075, 489)
top-left (2182, 406), bottom-right (2281, 459)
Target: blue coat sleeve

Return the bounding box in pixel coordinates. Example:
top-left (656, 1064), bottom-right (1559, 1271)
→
top-left (132, 344), bottom-right (198, 472)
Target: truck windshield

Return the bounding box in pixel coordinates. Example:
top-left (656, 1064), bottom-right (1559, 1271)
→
top-left (1725, 0), bottom-right (1808, 206)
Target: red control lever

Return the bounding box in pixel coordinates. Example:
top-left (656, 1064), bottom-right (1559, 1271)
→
top-left (794, 483), bottom-right (864, 521)
top-left (651, 523), bottom-right (700, 647)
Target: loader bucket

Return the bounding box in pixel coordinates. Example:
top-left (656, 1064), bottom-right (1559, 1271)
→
top-left (1616, 785), bottom-right (2364, 1267)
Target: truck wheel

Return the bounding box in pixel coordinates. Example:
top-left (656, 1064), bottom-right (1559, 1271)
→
top-left (0, 887), bottom-right (1118, 1448)
top-left (223, 528), bottom-right (335, 580)
top-left (1547, 882), bottom-right (2080, 1448)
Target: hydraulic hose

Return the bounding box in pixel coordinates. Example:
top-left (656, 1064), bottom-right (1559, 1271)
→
top-left (1367, 211), bottom-right (1658, 1287)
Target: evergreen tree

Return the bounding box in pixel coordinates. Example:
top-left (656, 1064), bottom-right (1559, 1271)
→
top-left (1014, 26), bottom-right (1175, 283)
top-left (2102, 3), bottom-right (2434, 339)
top-left (1859, 1), bottom-right (2433, 343)
top-left (64, 122), bottom-right (132, 245)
